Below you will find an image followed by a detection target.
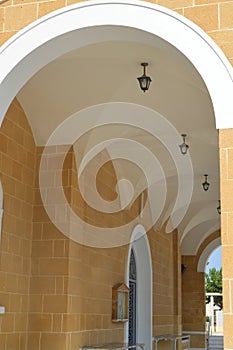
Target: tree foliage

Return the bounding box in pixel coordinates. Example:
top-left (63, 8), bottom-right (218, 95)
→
top-left (205, 267), bottom-right (222, 310)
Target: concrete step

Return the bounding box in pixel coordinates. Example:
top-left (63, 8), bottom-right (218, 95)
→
top-left (208, 336), bottom-right (223, 350)
top-left (209, 340), bottom-right (223, 345)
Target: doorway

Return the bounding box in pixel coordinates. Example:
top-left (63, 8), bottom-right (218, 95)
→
top-left (125, 224), bottom-right (152, 350)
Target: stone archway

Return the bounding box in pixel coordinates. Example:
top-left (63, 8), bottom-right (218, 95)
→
top-left (0, 0), bottom-right (233, 129)
top-left (197, 238), bottom-right (221, 273)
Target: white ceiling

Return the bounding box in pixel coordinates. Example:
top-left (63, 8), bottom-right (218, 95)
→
top-left (17, 26), bottom-right (220, 254)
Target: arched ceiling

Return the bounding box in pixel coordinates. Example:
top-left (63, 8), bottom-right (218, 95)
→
top-left (16, 26), bottom-right (220, 254)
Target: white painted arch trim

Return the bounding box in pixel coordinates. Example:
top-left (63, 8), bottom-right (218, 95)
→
top-left (197, 237), bottom-right (221, 272)
top-left (0, 0), bottom-right (233, 129)
top-left (125, 224), bottom-right (152, 350)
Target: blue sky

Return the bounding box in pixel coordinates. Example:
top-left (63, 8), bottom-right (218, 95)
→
top-left (205, 246), bottom-right (222, 273)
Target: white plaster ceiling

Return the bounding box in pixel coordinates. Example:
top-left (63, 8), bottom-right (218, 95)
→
top-left (16, 26), bottom-right (220, 254)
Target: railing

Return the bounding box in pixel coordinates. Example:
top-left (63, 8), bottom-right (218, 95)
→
top-left (182, 330), bottom-right (209, 350)
top-left (206, 323), bottom-right (210, 350)
top-left (153, 334), bottom-right (190, 350)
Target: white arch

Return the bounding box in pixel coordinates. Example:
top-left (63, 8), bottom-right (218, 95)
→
top-left (0, 0), bottom-right (233, 129)
top-left (197, 237), bottom-right (221, 272)
top-left (180, 203), bottom-right (219, 242)
top-left (125, 224), bottom-right (152, 350)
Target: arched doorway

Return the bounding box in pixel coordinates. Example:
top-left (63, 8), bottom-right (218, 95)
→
top-left (199, 244), bottom-right (223, 350)
top-left (205, 246), bottom-right (223, 336)
top-left (182, 234), bottom-right (222, 347)
top-left (125, 224), bottom-right (152, 350)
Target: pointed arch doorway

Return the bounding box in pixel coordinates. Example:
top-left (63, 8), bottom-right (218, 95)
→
top-left (125, 225), bottom-right (152, 350)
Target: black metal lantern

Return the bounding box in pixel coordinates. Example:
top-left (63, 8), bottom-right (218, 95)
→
top-left (202, 174), bottom-right (210, 191)
top-left (137, 63), bottom-right (152, 92)
top-left (181, 264), bottom-right (187, 274)
top-left (179, 134), bottom-right (189, 155)
top-left (217, 200), bottom-right (221, 215)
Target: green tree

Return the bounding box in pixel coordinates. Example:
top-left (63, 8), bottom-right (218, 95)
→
top-left (205, 267), bottom-right (222, 310)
